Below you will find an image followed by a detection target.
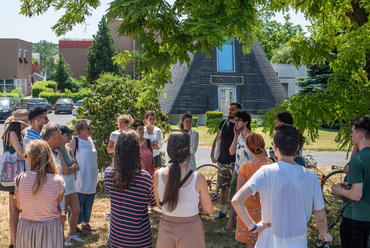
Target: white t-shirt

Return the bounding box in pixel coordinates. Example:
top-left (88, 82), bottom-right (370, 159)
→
top-left (246, 161), bottom-right (324, 248)
top-left (234, 134), bottom-right (253, 174)
top-left (109, 130), bottom-right (123, 146)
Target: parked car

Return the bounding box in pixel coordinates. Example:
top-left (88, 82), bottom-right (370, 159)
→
top-left (72, 100), bottom-right (84, 116)
top-left (26, 98), bottom-right (52, 113)
top-left (0, 97), bottom-right (16, 121)
top-left (55, 98), bottom-right (74, 114)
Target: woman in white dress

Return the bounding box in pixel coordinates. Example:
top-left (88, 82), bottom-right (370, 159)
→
top-left (107, 114), bottom-right (133, 153)
top-left (68, 119), bottom-right (98, 232)
top-left (179, 112), bottom-right (199, 171)
top-left (144, 111), bottom-right (164, 171)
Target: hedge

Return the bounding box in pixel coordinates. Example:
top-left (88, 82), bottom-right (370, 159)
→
top-left (39, 87), bottom-right (92, 105)
top-left (192, 117), bottom-right (198, 127)
top-left (0, 87), bottom-right (24, 106)
top-left (205, 111), bottom-right (223, 135)
top-left (32, 84), bottom-right (53, 97)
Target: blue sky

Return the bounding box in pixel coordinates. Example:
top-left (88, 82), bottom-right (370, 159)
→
top-left (0, 0), bottom-right (310, 44)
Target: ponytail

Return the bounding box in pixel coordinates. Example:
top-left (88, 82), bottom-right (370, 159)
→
top-left (161, 160), bottom-right (181, 211)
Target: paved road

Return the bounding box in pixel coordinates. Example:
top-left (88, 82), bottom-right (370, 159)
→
top-left (0, 112), bottom-right (75, 151)
top-left (163, 145), bottom-right (350, 167)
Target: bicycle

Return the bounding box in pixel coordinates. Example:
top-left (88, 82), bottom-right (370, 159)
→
top-left (197, 163), bottom-right (220, 201)
top-left (304, 154), bottom-right (346, 207)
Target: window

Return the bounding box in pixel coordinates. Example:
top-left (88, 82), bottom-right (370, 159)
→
top-left (24, 50), bottom-right (27, 59)
top-left (217, 38), bottom-right (235, 72)
top-left (0, 79), bottom-right (14, 93)
top-left (218, 86), bottom-right (236, 116)
top-left (19, 49), bottom-right (22, 58)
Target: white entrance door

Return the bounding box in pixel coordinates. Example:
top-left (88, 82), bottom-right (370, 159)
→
top-left (218, 86), bottom-right (236, 116)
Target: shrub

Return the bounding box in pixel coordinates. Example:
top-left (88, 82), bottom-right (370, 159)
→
top-left (192, 117), bottom-right (198, 127)
top-left (0, 87), bottom-right (24, 106)
top-left (31, 84), bottom-right (53, 97)
top-left (38, 92), bottom-right (66, 105)
top-left (75, 73), bottom-right (170, 171)
top-left (206, 111), bottom-right (223, 135)
top-left (39, 87), bottom-right (92, 105)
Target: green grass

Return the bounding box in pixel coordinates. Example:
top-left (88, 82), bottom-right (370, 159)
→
top-left (188, 125), bottom-right (344, 151)
top-left (0, 167), bottom-right (342, 248)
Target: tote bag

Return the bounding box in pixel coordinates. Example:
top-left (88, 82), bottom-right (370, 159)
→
top-left (214, 120), bottom-right (228, 161)
top-left (0, 133), bottom-right (25, 187)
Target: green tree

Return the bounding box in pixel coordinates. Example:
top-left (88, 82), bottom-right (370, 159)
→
top-left (295, 64), bottom-right (333, 95)
top-left (33, 40), bottom-right (58, 73)
top-left (85, 16), bottom-right (121, 83)
top-left (20, 0), bottom-right (370, 148)
top-left (270, 44), bottom-right (293, 64)
top-left (76, 72), bottom-right (171, 171)
top-left (257, 13), bottom-right (303, 61)
top-left (50, 54), bottom-right (72, 92)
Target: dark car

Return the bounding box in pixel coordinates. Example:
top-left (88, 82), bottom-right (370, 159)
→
top-left (55, 98), bottom-right (74, 114)
top-left (0, 97), bottom-right (16, 120)
top-left (26, 98), bottom-right (52, 113)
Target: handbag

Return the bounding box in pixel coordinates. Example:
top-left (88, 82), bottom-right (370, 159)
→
top-left (0, 132), bottom-right (25, 187)
top-left (214, 120), bottom-right (228, 161)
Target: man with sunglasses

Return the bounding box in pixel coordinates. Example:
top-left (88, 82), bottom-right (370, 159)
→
top-left (23, 107), bottom-right (49, 170)
top-left (210, 102), bottom-right (242, 220)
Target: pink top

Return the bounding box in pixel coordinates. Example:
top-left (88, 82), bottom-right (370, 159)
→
top-left (140, 142), bottom-right (154, 176)
top-left (15, 171), bottom-right (65, 221)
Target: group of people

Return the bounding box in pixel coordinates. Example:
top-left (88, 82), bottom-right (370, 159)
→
top-left (1, 107), bottom-right (98, 248)
top-left (1, 102), bottom-right (369, 248)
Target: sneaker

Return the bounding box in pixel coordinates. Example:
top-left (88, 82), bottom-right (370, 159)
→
top-left (81, 224), bottom-right (97, 231)
top-left (213, 210), bottom-right (226, 220)
top-left (148, 206), bottom-right (154, 211)
top-left (214, 227), bottom-right (232, 234)
top-left (76, 227), bottom-right (83, 234)
top-left (106, 214), bottom-right (111, 220)
top-left (64, 238), bottom-right (73, 247)
top-left (69, 235), bottom-right (85, 243)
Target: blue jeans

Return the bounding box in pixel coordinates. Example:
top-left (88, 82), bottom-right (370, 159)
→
top-left (76, 193), bottom-right (95, 224)
top-left (340, 217), bottom-right (370, 248)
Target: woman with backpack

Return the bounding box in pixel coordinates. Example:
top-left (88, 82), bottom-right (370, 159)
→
top-left (0, 109), bottom-right (29, 248)
top-left (154, 130), bottom-right (212, 248)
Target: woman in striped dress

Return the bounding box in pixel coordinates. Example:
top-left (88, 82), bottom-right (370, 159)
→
top-left (104, 131), bottom-right (156, 248)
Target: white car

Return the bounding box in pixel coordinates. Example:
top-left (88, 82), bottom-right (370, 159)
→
top-left (72, 100), bottom-right (84, 116)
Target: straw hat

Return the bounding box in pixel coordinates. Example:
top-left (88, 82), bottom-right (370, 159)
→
top-left (4, 109), bottom-right (30, 129)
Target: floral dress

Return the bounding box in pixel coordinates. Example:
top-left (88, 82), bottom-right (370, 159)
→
top-left (235, 162), bottom-right (268, 245)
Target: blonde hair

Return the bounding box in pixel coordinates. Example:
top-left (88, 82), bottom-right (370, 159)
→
top-left (117, 114), bottom-right (133, 125)
top-left (74, 119), bottom-right (91, 134)
top-left (26, 140), bottom-right (60, 195)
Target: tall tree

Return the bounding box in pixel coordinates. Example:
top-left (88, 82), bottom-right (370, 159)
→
top-left (50, 54), bottom-right (72, 91)
top-left (295, 64), bottom-right (333, 95)
top-left (20, 0), bottom-right (370, 148)
top-left (85, 16), bottom-right (121, 83)
top-left (33, 40), bottom-right (58, 73)
top-left (270, 44), bottom-right (294, 64)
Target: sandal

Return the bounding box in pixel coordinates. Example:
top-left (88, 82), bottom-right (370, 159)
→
top-left (81, 224), bottom-right (97, 231)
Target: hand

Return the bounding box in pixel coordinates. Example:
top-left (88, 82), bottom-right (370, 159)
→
top-left (59, 212), bottom-right (66, 222)
top-left (319, 233), bottom-right (332, 244)
top-left (337, 182), bottom-right (347, 189)
top-left (233, 126), bottom-right (240, 137)
top-left (331, 184), bottom-right (344, 195)
top-left (198, 203), bottom-right (203, 212)
top-left (210, 154), bottom-right (217, 163)
top-left (250, 221), bottom-right (271, 233)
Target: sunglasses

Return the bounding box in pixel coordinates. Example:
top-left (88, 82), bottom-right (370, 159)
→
top-left (118, 121), bottom-right (129, 125)
top-left (87, 126), bottom-right (91, 130)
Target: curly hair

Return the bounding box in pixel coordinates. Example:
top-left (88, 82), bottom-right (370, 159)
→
top-left (111, 131), bottom-right (142, 191)
top-left (26, 140), bottom-right (60, 195)
top-left (162, 130), bottom-right (190, 212)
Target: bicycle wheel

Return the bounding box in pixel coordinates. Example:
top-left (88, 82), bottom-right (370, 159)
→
top-left (197, 164), bottom-right (219, 201)
top-left (321, 169), bottom-right (346, 207)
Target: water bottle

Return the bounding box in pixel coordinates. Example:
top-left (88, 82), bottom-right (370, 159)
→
top-left (269, 146), bottom-right (274, 157)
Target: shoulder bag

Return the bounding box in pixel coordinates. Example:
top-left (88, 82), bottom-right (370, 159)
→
top-left (213, 120), bottom-right (228, 161)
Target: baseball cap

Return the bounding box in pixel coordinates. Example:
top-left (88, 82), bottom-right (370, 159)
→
top-left (59, 125), bottom-right (74, 135)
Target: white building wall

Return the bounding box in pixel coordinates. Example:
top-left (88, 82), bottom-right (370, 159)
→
top-left (271, 64), bottom-right (308, 98)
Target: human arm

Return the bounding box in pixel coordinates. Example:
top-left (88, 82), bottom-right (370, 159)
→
top-left (343, 146), bottom-right (359, 174)
top-left (14, 187), bottom-right (21, 211)
top-left (331, 183), bottom-right (363, 201)
top-left (67, 147), bottom-right (80, 172)
top-left (152, 129), bottom-right (164, 150)
top-left (9, 131), bottom-right (25, 159)
top-left (314, 208), bottom-right (332, 244)
top-left (56, 149), bottom-right (75, 175)
top-left (67, 138), bottom-right (76, 154)
top-left (236, 171), bottom-right (247, 192)
top-left (196, 173), bottom-right (212, 214)
top-left (232, 183), bottom-right (271, 232)
top-left (107, 140), bottom-right (115, 153)
top-left (153, 170), bottom-right (162, 209)
top-left (57, 193), bottom-right (66, 222)
top-left (210, 129), bottom-right (221, 163)
top-left (229, 126), bottom-right (239, 156)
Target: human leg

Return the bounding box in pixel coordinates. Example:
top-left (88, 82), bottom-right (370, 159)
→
top-left (68, 192), bottom-right (80, 236)
top-left (214, 162), bottom-right (234, 219)
top-left (80, 193), bottom-right (96, 230)
top-left (9, 193), bottom-right (20, 247)
top-left (340, 217), bottom-right (369, 248)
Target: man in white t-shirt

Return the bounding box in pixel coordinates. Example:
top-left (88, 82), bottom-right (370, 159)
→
top-left (232, 124), bottom-right (332, 247)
